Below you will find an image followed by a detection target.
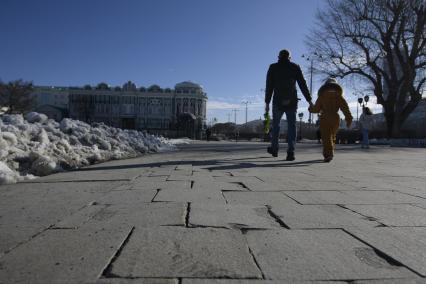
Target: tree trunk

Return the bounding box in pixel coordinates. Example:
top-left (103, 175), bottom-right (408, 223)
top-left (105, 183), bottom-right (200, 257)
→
top-left (383, 109), bottom-right (403, 138)
top-left (383, 104), bottom-right (395, 138)
top-left (392, 115), bottom-right (403, 138)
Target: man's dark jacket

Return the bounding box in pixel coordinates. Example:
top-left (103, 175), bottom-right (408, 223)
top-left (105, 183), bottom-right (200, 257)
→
top-left (265, 59), bottom-right (311, 110)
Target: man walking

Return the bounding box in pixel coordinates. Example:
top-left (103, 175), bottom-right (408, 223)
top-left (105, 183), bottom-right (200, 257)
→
top-left (265, 49), bottom-right (313, 161)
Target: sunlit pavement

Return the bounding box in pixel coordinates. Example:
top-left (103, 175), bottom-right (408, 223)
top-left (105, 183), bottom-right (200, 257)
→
top-left (1, 141), bottom-right (426, 283)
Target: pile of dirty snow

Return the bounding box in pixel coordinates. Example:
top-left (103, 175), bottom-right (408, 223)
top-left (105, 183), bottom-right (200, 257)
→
top-left (0, 112), bottom-right (178, 185)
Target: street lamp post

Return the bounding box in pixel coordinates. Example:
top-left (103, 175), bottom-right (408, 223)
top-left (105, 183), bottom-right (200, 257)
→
top-left (298, 112), bottom-right (304, 141)
top-left (302, 52), bottom-right (322, 124)
top-left (232, 108), bottom-right (238, 125)
top-left (357, 95), bottom-right (370, 128)
top-left (308, 59), bottom-right (313, 124)
top-left (357, 97), bottom-right (363, 121)
top-left (232, 108), bottom-right (239, 142)
top-left (364, 95), bottom-right (370, 104)
top-left (357, 96), bottom-right (370, 118)
top-left (242, 101), bottom-right (251, 124)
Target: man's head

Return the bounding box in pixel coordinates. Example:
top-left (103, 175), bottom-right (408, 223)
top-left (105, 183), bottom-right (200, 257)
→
top-left (363, 107), bottom-right (373, 115)
top-left (278, 49), bottom-right (291, 60)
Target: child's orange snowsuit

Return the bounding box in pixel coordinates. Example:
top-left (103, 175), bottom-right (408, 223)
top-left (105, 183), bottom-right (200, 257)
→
top-left (309, 81), bottom-right (353, 159)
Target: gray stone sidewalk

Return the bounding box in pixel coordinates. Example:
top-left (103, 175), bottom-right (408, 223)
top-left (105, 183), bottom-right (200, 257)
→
top-left (1, 141), bottom-right (426, 283)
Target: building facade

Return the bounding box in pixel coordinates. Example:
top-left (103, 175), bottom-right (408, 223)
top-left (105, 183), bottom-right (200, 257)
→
top-left (32, 86), bottom-right (69, 109)
top-left (67, 81), bottom-right (207, 138)
top-left (31, 86), bottom-right (69, 121)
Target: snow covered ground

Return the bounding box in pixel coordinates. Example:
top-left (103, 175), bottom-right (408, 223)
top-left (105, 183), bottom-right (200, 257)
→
top-left (0, 112), bottom-right (187, 185)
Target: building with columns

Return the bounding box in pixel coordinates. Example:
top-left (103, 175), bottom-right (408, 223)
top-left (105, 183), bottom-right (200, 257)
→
top-left (33, 81), bottom-right (207, 138)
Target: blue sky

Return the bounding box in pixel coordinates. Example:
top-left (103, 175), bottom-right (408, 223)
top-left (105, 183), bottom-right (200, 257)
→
top-left (0, 0), bottom-right (379, 123)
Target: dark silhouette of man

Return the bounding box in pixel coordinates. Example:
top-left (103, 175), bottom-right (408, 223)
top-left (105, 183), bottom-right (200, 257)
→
top-left (265, 49), bottom-right (313, 160)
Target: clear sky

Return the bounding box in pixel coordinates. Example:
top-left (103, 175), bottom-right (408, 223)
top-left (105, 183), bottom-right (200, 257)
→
top-left (0, 0), bottom-right (377, 123)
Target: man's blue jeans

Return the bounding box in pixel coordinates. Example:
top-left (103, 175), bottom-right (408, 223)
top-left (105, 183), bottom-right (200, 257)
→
top-left (271, 104), bottom-right (297, 154)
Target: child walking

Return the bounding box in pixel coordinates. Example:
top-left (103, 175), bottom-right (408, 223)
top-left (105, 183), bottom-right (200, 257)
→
top-left (359, 107), bottom-right (373, 148)
top-left (309, 78), bottom-right (353, 162)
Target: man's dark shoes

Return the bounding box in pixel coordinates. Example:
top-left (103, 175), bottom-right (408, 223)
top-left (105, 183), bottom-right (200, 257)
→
top-left (267, 146), bottom-right (278, 157)
top-left (286, 152), bottom-right (295, 161)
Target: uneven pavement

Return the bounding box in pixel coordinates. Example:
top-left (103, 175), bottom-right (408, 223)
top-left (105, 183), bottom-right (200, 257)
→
top-left (1, 141), bottom-right (426, 283)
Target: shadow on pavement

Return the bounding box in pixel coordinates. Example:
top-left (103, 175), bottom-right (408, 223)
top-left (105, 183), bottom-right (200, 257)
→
top-left (77, 158), bottom-right (324, 172)
top-left (204, 159), bottom-right (324, 171)
top-left (75, 143), bottom-right (388, 174)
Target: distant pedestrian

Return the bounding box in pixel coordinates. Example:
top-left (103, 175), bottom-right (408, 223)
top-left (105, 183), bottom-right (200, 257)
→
top-left (316, 128), bottom-right (321, 144)
top-left (309, 78), bottom-right (353, 162)
top-left (205, 127), bottom-right (211, 141)
top-left (315, 118), bottom-right (321, 143)
top-left (359, 107), bottom-right (373, 149)
top-left (265, 49), bottom-right (313, 161)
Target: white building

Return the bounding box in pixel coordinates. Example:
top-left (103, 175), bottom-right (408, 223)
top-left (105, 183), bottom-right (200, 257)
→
top-left (31, 81), bottom-right (208, 138)
top-left (31, 86), bottom-right (70, 121)
top-left (68, 81), bottom-right (207, 138)
top-left (32, 86), bottom-right (69, 109)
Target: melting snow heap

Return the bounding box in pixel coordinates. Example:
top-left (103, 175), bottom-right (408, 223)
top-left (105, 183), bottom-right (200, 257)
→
top-left (0, 112), bottom-right (177, 185)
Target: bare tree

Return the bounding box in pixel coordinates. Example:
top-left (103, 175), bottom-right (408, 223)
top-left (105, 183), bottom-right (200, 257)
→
top-left (95, 82), bottom-right (110, 90)
top-left (0, 79), bottom-right (36, 114)
top-left (307, 0), bottom-right (426, 137)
